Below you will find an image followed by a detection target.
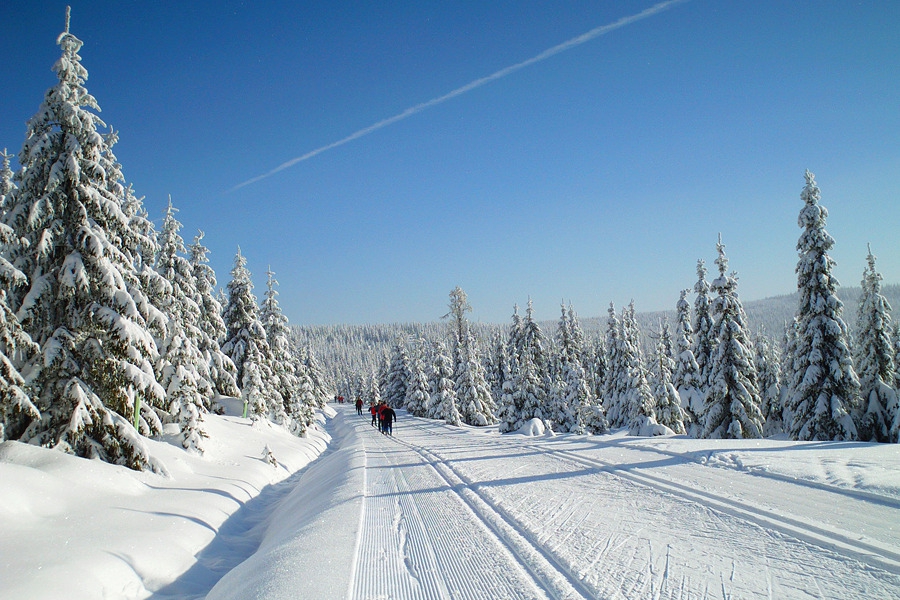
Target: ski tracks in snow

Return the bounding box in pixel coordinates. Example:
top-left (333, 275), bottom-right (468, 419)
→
top-left (348, 413), bottom-right (572, 600)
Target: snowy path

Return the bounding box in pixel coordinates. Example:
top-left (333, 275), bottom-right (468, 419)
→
top-left (202, 406), bottom-right (900, 599)
top-left (343, 409), bottom-right (900, 599)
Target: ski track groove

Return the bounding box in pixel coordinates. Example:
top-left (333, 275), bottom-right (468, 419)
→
top-left (350, 416), bottom-right (552, 600)
top-left (393, 436), bottom-right (590, 600)
top-left (405, 419), bottom-right (900, 578)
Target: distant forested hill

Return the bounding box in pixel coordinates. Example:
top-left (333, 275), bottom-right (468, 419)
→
top-left (294, 285), bottom-right (900, 389)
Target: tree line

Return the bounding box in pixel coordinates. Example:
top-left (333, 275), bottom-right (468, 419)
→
top-left (342, 172), bottom-right (898, 443)
top-left (0, 11), bottom-right (330, 472)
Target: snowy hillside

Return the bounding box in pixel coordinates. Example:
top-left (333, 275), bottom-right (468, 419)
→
top-left (3, 405), bottom-right (899, 599)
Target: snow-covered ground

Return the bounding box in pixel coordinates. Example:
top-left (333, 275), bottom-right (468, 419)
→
top-left (2, 405), bottom-right (900, 599)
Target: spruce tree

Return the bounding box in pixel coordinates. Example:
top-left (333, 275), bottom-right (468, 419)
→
top-left (496, 315), bottom-right (521, 433)
top-left (430, 341), bottom-right (460, 425)
top-left (384, 335), bottom-right (411, 408)
top-left (261, 268), bottom-right (313, 434)
top-left (652, 322), bottom-right (686, 434)
top-left (188, 231), bottom-right (239, 398)
top-left (456, 329), bottom-right (497, 426)
top-left (222, 248), bottom-right (282, 422)
top-left (701, 236), bottom-right (763, 439)
top-left (855, 246), bottom-right (896, 442)
top-left (404, 348), bottom-right (430, 417)
top-left (892, 323), bottom-right (900, 443)
top-left (692, 260), bottom-right (715, 395)
top-left (672, 289), bottom-right (703, 435)
top-left (601, 303), bottom-right (625, 426)
top-left (786, 171), bottom-right (859, 441)
top-left (1, 12), bottom-right (166, 470)
top-left (0, 148), bottom-right (16, 219)
top-left (755, 333), bottom-right (783, 437)
top-left (155, 200), bottom-right (210, 451)
top-left (621, 302), bottom-right (660, 435)
top-left (0, 224), bottom-right (40, 441)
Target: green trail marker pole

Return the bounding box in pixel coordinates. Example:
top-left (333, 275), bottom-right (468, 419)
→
top-left (133, 396), bottom-right (141, 430)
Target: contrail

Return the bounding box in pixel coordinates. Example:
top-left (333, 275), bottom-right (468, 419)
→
top-left (231, 0), bottom-right (686, 191)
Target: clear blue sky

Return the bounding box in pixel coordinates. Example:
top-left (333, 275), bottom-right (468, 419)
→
top-left (1, 1), bottom-right (898, 325)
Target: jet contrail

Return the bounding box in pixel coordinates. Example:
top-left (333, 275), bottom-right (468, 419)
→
top-left (231, 0), bottom-right (686, 191)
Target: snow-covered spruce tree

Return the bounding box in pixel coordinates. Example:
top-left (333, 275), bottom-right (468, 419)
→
top-left (496, 315), bottom-right (521, 433)
top-left (755, 332), bottom-right (783, 437)
top-left (384, 335), bottom-right (411, 408)
top-left (621, 302), bottom-right (664, 436)
top-left (672, 289), bottom-right (703, 435)
top-left (855, 246), bottom-right (896, 442)
top-left (300, 344), bottom-right (332, 408)
top-left (261, 268), bottom-right (313, 434)
top-left (652, 322), bottom-right (685, 434)
top-left (404, 347), bottom-right (430, 417)
top-left (692, 260), bottom-right (715, 396)
top-left (701, 236), bottom-right (763, 439)
top-left (779, 318), bottom-right (799, 429)
top-left (456, 329), bottom-right (497, 426)
top-left (488, 332), bottom-right (507, 405)
top-left (0, 224), bottom-right (40, 442)
top-left (785, 171), bottom-right (859, 441)
top-left (222, 248), bottom-right (283, 423)
top-left (515, 299), bottom-right (551, 425)
top-left (1, 14), bottom-right (166, 470)
top-left (893, 323), bottom-right (900, 443)
top-left (188, 231), bottom-right (239, 399)
top-left (155, 200), bottom-right (210, 452)
top-left (550, 303), bottom-right (577, 431)
top-left (430, 341), bottom-right (460, 425)
top-left (0, 148), bottom-right (16, 218)
top-left (601, 303), bottom-right (625, 426)
top-left (552, 302), bottom-right (605, 433)
top-left (587, 336), bottom-right (608, 402)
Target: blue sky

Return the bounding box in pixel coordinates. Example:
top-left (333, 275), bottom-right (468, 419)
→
top-left (1, 1), bottom-right (897, 325)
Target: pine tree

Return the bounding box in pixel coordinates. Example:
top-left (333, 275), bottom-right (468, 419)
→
top-left (188, 231), bottom-right (239, 399)
top-left (892, 323), bottom-right (900, 443)
top-left (755, 333), bottom-right (783, 437)
top-left (404, 348), bottom-right (430, 417)
top-left (222, 248), bottom-right (282, 422)
top-left (1, 12), bottom-right (166, 470)
top-left (496, 316), bottom-right (520, 433)
top-left (701, 235), bottom-right (763, 439)
top-left (261, 268), bottom-right (313, 434)
top-left (855, 246), bottom-right (896, 442)
top-left (516, 299), bottom-right (551, 425)
top-left (692, 260), bottom-right (715, 396)
top-left (430, 342), bottom-right (460, 425)
top-left (384, 335), bottom-right (411, 408)
top-left (786, 171), bottom-right (859, 441)
top-left (456, 329), bottom-right (497, 426)
top-left (601, 303), bottom-right (625, 426)
top-left (652, 322), bottom-right (686, 434)
top-left (0, 224), bottom-right (40, 441)
top-left (621, 302), bottom-right (660, 435)
top-left (0, 148), bottom-right (16, 219)
top-left (155, 200), bottom-right (210, 451)
top-left (672, 289), bottom-right (703, 435)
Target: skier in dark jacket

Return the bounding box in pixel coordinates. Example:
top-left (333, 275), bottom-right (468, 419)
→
top-left (381, 405), bottom-right (396, 436)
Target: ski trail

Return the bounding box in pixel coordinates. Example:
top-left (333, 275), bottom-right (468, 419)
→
top-left (348, 413), bottom-right (552, 599)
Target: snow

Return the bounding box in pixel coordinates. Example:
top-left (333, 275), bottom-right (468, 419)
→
top-left (3, 404), bottom-right (900, 599)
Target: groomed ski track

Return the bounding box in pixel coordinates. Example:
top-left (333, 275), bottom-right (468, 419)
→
top-left (342, 406), bottom-right (900, 599)
top-left (211, 406), bottom-right (900, 599)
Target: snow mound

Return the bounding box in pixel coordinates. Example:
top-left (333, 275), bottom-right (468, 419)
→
top-left (629, 415), bottom-right (675, 437)
top-left (516, 418), bottom-right (549, 437)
